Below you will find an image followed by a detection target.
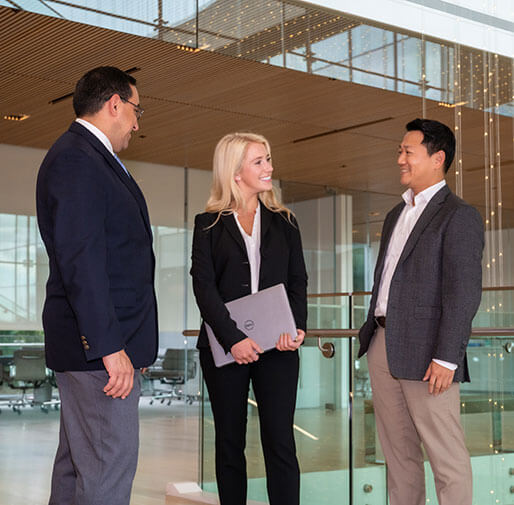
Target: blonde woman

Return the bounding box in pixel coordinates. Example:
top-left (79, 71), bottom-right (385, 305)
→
top-left (191, 132), bottom-right (307, 505)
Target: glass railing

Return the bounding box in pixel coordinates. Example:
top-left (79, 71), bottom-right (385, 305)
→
top-left (307, 287), bottom-right (514, 332)
top-left (194, 287), bottom-right (514, 504)
top-left (2, 0), bottom-right (511, 118)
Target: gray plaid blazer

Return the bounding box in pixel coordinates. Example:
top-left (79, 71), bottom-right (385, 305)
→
top-left (358, 185), bottom-right (484, 382)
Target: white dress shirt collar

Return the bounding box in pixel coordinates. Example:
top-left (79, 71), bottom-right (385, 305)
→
top-left (75, 118), bottom-right (114, 155)
top-left (401, 179), bottom-right (447, 208)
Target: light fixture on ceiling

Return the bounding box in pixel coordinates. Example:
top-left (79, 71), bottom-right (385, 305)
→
top-left (368, 211), bottom-right (380, 217)
top-left (4, 114), bottom-right (30, 121)
top-left (176, 44), bottom-right (200, 53)
top-left (438, 101), bottom-right (468, 108)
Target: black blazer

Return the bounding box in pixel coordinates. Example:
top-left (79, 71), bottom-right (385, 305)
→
top-left (358, 185), bottom-right (484, 382)
top-left (190, 206), bottom-right (308, 353)
top-left (36, 122), bottom-right (158, 372)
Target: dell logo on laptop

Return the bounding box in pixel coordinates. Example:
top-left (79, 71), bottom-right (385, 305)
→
top-left (244, 320), bottom-right (255, 331)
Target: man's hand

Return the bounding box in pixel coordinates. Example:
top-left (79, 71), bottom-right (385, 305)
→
top-left (423, 361), bottom-right (455, 395)
top-left (276, 329), bottom-right (305, 351)
top-left (231, 338), bottom-right (263, 365)
top-left (102, 349), bottom-right (134, 399)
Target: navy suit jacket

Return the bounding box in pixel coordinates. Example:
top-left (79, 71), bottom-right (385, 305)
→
top-left (190, 206), bottom-right (308, 353)
top-left (36, 122), bottom-right (158, 372)
top-left (358, 185), bottom-right (484, 382)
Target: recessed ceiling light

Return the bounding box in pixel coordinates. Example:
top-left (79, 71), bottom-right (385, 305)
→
top-left (368, 211), bottom-right (380, 217)
top-left (4, 114), bottom-right (30, 121)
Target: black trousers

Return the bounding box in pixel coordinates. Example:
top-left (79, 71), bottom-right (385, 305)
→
top-left (200, 347), bottom-right (300, 505)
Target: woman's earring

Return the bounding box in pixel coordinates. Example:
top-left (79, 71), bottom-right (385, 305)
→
top-left (235, 176), bottom-right (241, 181)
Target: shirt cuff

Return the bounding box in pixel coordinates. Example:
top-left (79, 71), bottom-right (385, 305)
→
top-left (432, 358), bottom-right (457, 371)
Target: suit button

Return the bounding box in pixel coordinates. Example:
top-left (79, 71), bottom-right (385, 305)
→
top-left (84, 345), bottom-right (90, 350)
top-left (81, 335), bottom-right (86, 341)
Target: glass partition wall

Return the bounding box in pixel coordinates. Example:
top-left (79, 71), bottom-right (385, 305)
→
top-left (2, 0), bottom-right (511, 115)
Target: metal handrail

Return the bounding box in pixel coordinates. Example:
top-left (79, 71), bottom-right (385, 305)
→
top-left (183, 328), bottom-right (514, 338)
top-left (307, 286), bottom-right (514, 297)
top-left (182, 327), bottom-right (514, 359)
top-left (307, 328), bottom-right (514, 338)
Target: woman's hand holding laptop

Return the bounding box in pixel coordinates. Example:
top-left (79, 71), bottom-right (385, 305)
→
top-left (276, 329), bottom-right (305, 351)
top-left (231, 337), bottom-right (263, 365)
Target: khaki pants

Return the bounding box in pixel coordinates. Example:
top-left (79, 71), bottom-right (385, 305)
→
top-left (367, 326), bottom-right (472, 505)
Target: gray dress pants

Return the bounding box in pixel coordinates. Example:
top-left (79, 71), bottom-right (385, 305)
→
top-left (49, 370), bottom-right (141, 505)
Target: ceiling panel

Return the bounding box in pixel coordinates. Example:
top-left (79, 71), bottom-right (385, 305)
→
top-left (0, 6), bottom-right (512, 229)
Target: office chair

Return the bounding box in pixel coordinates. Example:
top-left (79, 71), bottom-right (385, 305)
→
top-left (6, 348), bottom-right (48, 414)
top-left (145, 348), bottom-right (198, 405)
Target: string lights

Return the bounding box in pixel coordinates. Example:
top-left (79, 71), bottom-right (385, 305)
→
top-left (453, 43), bottom-right (463, 197)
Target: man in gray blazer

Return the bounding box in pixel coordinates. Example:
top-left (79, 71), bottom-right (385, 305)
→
top-left (358, 118), bottom-right (484, 505)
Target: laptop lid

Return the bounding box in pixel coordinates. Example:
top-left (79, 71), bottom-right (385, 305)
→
top-left (205, 283), bottom-right (297, 367)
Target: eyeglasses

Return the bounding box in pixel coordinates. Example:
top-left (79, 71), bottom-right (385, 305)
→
top-left (121, 98), bottom-right (144, 120)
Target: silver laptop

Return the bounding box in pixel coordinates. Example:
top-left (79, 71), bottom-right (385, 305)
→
top-left (205, 283), bottom-right (297, 367)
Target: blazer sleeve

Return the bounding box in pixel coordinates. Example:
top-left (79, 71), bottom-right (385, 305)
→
top-left (44, 149), bottom-right (124, 361)
top-left (190, 214), bottom-right (248, 353)
top-left (286, 216), bottom-right (308, 331)
top-left (434, 204), bottom-right (484, 364)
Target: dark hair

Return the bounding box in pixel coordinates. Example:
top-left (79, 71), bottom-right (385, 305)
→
top-left (73, 66), bottom-right (136, 117)
top-left (405, 118), bottom-right (455, 173)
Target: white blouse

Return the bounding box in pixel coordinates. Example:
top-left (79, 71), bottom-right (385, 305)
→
top-left (234, 203), bottom-right (261, 294)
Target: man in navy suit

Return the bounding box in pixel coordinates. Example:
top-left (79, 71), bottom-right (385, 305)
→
top-left (37, 67), bottom-right (158, 505)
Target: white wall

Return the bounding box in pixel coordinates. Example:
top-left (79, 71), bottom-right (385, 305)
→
top-left (0, 143), bottom-right (211, 229)
top-left (0, 144), bottom-right (43, 216)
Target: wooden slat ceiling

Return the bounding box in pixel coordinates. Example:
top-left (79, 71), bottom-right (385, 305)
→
top-left (0, 6), bottom-right (512, 232)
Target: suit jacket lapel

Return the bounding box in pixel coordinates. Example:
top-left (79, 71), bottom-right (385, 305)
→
top-left (374, 202), bottom-right (404, 283)
top-left (69, 122), bottom-right (153, 238)
top-left (220, 213), bottom-right (246, 254)
top-left (260, 204), bottom-right (273, 243)
top-left (396, 185), bottom-right (449, 266)
top-left (123, 174), bottom-right (153, 238)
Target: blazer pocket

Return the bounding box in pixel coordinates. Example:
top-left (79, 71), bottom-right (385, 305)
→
top-left (110, 288), bottom-right (137, 307)
top-left (414, 306), bottom-right (441, 319)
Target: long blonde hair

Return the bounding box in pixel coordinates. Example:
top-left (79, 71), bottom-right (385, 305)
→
top-left (205, 132), bottom-right (292, 221)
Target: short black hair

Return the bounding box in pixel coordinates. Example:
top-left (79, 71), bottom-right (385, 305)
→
top-left (405, 118), bottom-right (455, 173)
top-left (73, 66), bottom-right (136, 117)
